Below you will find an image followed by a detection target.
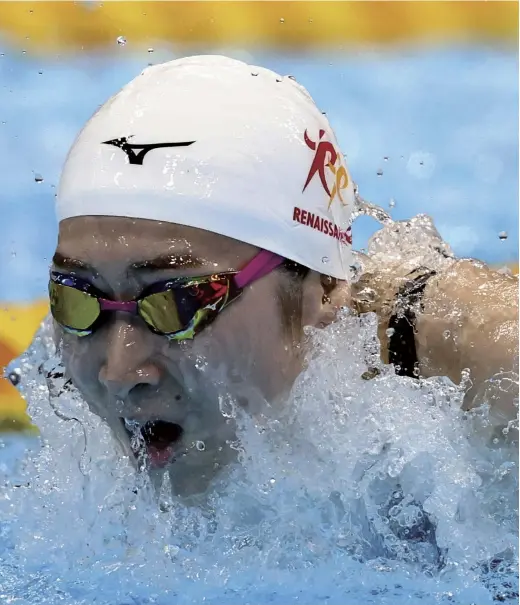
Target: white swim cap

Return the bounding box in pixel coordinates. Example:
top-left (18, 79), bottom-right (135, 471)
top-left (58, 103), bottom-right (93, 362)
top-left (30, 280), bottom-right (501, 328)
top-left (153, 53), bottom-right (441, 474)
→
top-left (57, 55), bottom-right (355, 279)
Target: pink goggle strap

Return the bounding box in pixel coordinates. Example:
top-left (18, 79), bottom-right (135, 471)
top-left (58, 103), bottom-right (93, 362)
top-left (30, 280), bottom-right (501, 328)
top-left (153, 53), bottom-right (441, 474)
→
top-left (234, 249), bottom-right (286, 289)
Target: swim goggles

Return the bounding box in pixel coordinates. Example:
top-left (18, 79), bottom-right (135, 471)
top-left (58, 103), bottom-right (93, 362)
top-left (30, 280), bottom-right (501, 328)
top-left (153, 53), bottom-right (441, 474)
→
top-left (49, 250), bottom-right (284, 341)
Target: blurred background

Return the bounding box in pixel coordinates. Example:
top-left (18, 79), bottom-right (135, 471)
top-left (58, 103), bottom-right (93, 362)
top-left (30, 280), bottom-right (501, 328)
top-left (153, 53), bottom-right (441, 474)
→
top-left (0, 1), bottom-right (518, 429)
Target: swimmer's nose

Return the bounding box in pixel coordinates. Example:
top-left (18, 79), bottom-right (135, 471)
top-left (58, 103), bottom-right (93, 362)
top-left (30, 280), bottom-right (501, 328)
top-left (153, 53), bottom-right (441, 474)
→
top-left (98, 317), bottom-right (161, 399)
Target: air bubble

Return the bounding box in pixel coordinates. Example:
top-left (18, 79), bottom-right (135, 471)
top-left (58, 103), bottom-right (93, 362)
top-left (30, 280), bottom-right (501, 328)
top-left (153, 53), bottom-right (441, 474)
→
top-left (498, 231), bottom-right (508, 241)
top-left (389, 198), bottom-right (396, 209)
top-left (116, 36), bottom-right (127, 46)
top-left (321, 256), bottom-right (329, 264)
top-left (195, 440), bottom-right (205, 451)
top-left (386, 328), bottom-right (395, 337)
top-left (443, 330), bottom-right (451, 340)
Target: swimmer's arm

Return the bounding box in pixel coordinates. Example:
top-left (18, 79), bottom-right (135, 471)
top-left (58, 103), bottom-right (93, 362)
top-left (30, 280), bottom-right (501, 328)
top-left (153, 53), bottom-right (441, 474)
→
top-left (416, 260), bottom-right (518, 421)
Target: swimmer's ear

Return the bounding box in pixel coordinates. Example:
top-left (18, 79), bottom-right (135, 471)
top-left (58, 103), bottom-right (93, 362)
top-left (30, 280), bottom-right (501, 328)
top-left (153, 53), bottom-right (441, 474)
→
top-left (301, 271), bottom-right (351, 328)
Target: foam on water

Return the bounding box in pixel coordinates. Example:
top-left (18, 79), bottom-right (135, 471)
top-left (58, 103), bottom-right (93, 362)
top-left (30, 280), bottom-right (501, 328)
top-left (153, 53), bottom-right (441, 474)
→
top-left (1, 216), bottom-right (518, 604)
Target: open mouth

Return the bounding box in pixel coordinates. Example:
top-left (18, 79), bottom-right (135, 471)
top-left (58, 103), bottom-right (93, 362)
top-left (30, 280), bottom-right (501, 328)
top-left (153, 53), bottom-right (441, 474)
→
top-left (121, 418), bottom-right (184, 468)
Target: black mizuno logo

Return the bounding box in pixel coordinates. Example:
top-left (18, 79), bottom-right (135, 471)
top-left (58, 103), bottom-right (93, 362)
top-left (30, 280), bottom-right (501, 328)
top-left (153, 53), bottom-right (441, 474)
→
top-left (102, 136), bottom-right (195, 165)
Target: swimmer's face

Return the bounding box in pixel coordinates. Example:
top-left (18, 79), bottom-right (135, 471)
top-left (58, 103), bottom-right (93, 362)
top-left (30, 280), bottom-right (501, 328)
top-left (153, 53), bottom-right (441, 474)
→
top-left (53, 216), bottom-right (339, 495)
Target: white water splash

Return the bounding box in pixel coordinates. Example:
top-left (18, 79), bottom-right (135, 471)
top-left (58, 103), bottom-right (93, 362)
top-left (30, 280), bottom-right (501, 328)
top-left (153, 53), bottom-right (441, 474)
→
top-left (0, 217), bottom-right (517, 605)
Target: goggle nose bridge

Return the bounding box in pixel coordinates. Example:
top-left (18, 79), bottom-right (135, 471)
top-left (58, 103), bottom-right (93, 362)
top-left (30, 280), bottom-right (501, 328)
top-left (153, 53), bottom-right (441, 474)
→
top-left (99, 299), bottom-right (139, 314)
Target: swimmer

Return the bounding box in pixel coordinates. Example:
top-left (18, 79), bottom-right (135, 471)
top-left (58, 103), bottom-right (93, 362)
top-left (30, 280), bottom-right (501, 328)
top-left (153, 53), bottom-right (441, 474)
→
top-left (49, 56), bottom-right (518, 496)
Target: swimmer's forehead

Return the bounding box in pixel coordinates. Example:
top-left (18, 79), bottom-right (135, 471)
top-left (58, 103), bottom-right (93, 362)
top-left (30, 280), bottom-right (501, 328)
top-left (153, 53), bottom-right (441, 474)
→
top-left (55, 216), bottom-right (258, 272)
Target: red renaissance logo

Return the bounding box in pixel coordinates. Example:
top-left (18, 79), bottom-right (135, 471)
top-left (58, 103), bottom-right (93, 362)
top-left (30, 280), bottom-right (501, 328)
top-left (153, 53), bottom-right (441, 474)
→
top-left (302, 129), bottom-right (349, 209)
top-left (298, 129), bottom-right (352, 246)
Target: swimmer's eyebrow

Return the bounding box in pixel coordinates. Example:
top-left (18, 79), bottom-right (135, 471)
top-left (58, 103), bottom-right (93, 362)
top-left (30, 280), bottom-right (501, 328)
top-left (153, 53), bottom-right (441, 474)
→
top-left (52, 252), bottom-right (204, 274)
top-left (52, 252), bottom-right (99, 276)
top-left (131, 254), bottom-right (204, 271)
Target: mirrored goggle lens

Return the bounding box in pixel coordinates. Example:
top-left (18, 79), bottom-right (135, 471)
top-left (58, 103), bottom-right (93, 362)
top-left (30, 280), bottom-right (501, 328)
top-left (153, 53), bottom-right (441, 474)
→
top-left (49, 281), bottom-right (101, 332)
top-left (138, 279), bottom-right (232, 336)
top-left (138, 290), bottom-right (185, 334)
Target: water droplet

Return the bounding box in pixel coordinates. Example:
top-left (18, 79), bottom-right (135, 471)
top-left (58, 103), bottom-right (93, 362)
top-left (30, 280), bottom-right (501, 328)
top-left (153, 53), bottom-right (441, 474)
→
top-left (164, 544), bottom-right (179, 556)
top-left (356, 286), bottom-right (377, 304)
top-left (361, 367), bottom-right (381, 381)
top-left (376, 169), bottom-right (383, 177)
top-left (147, 47), bottom-right (154, 53)
top-left (498, 231), bottom-right (508, 241)
top-left (8, 369), bottom-right (21, 386)
top-left (34, 173), bottom-right (44, 183)
top-left (218, 394), bottom-right (236, 418)
top-left (22, 50), bottom-right (27, 55)
top-left (195, 440), bottom-right (205, 451)
top-left (194, 355), bottom-right (207, 371)
top-left (116, 35), bottom-right (127, 46)
top-left (279, 17), bottom-right (285, 23)
top-left (321, 256), bottom-right (329, 264)
top-left (443, 330), bottom-right (451, 339)
top-left (308, 18), bottom-right (313, 23)
top-left (386, 327), bottom-right (395, 337)
top-left (38, 71), bottom-right (43, 75)
top-left (389, 198), bottom-right (396, 208)
top-left (383, 156), bottom-right (389, 161)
